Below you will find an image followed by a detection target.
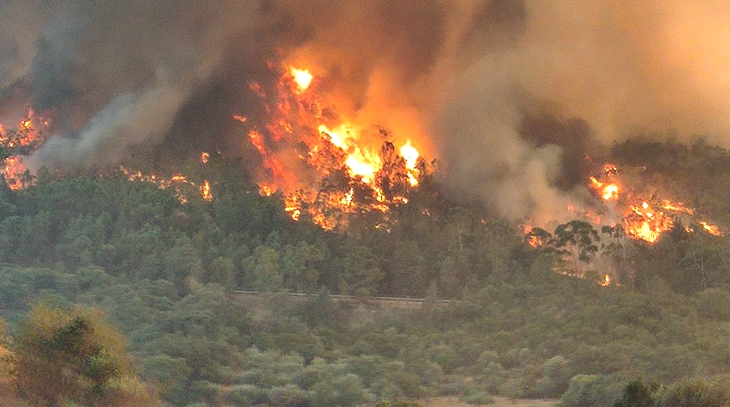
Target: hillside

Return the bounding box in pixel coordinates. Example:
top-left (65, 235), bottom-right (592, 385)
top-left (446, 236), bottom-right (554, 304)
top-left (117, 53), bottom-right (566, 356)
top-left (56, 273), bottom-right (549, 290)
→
top-left (0, 140), bottom-right (728, 406)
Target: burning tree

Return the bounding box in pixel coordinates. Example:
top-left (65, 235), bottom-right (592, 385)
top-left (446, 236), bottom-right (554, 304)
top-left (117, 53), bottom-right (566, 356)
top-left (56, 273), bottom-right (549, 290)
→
top-left (0, 109), bottom-right (47, 190)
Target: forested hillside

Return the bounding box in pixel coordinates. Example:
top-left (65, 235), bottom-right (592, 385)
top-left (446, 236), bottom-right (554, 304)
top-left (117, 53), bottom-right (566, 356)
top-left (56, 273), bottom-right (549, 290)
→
top-left (1, 140), bottom-right (730, 406)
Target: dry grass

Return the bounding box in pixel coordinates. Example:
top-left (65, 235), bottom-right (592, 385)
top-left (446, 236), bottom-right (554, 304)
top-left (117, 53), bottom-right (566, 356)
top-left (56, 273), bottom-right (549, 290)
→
top-left (419, 396), bottom-right (558, 407)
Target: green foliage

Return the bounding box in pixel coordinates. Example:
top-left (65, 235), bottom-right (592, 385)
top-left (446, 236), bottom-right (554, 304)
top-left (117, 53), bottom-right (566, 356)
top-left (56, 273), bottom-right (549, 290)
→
top-left (225, 384), bottom-right (267, 407)
top-left (3, 147), bottom-right (730, 405)
top-left (244, 246), bottom-right (283, 292)
top-left (554, 220), bottom-right (600, 275)
top-left (613, 379), bottom-right (658, 407)
top-left (142, 354), bottom-right (191, 403)
top-left (560, 374), bottom-right (625, 407)
top-left (460, 389), bottom-right (494, 405)
top-left (373, 400), bottom-right (423, 407)
top-left (533, 355), bottom-right (573, 397)
top-left (656, 377), bottom-right (730, 407)
top-left (312, 373), bottom-right (372, 407)
top-left (696, 287), bottom-right (730, 321)
top-left (13, 303), bottom-right (156, 406)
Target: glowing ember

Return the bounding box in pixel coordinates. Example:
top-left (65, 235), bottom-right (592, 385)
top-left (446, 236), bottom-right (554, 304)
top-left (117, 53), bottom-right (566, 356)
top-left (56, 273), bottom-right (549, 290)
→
top-left (700, 221), bottom-right (722, 236)
top-left (660, 200), bottom-right (693, 215)
top-left (201, 152), bottom-right (210, 164)
top-left (118, 167), bottom-right (211, 203)
top-left (600, 274), bottom-right (611, 287)
top-left (523, 225), bottom-right (551, 248)
top-left (201, 180), bottom-right (212, 201)
top-left (290, 67), bottom-right (313, 93)
top-left (260, 184), bottom-right (273, 197)
top-left (341, 188), bottom-right (354, 206)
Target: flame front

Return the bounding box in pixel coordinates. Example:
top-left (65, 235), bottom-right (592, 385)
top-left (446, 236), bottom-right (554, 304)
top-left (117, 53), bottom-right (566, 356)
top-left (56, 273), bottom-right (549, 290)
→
top-left (584, 163), bottom-right (722, 244)
top-left (625, 202), bottom-right (670, 243)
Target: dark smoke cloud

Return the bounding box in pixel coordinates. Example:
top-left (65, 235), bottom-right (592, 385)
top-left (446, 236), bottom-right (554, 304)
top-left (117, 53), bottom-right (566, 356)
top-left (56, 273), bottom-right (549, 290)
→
top-left (4, 0), bottom-right (265, 167)
top-left (2, 0), bottom-right (730, 223)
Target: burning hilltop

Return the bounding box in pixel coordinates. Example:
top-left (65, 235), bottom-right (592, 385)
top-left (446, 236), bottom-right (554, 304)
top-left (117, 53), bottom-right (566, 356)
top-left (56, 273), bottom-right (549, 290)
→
top-left (3, 1), bottom-right (730, 238)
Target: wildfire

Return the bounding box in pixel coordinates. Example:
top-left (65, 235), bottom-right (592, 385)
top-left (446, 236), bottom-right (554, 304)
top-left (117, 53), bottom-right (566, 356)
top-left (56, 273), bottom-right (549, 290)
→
top-left (400, 141), bottom-right (420, 186)
top-left (589, 176), bottom-right (619, 201)
top-left (118, 167), bottom-right (212, 203)
top-left (318, 124), bottom-right (382, 183)
top-left (289, 67), bottom-right (313, 94)
top-left (236, 64), bottom-right (425, 229)
top-left (700, 221), bottom-right (722, 236)
top-left (0, 109), bottom-right (48, 190)
top-left (201, 180), bottom-right (212, 201)
top-left (285, 194), bottom-right (302, 221)
top-left (523, 225), bottom-right (550, 248)
top-left (600, 274), bottom-right (611, 287)
top-left (624, 202), bottom-right (667, 243)
top-left (585, 162), bottom-right (722, 244)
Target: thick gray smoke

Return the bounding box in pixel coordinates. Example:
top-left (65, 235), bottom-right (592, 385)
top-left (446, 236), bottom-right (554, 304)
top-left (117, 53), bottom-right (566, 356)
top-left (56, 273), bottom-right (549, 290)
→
top-left (2, 0), bottom-right (730, 223)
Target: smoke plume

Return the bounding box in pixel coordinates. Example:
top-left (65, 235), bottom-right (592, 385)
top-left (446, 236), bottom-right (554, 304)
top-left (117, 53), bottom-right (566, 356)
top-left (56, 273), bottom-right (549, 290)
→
top-left (3, 0), bottom-right (730, 223)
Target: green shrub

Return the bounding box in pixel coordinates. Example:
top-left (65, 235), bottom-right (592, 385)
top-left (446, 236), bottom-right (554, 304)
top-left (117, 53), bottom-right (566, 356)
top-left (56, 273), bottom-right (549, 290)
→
top-left (560, 374), bottom-right (624, 407)
top-left (267, 384), bottom-right (312, 407)
top-left (461, 389), bottom-right (494, 405)
top-left (225, 384), bottom-right (267, 407)
top-left (656, 377), bottom-right (730, 407)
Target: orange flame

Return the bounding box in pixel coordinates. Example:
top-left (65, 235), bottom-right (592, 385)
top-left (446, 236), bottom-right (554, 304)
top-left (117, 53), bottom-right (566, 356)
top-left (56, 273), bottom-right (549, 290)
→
top-left (700, 221), bottom-right (722, 236)
top-left (201, 180), bottom-right (212, 201)
top-left (118, 167), bottom-right (212, 204)
top-left (624, 201), bottom-right (671, 243)
top-left (589, 176), bottom-right (619, 201)
top-left (236, 62), bottom-right (424, 228)
top-left (400, 141), bottom-right (420, 186)
top-left (0, 109), bottom-right (49, 190)
top-left (583, 163), bottom-right (722, 244)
